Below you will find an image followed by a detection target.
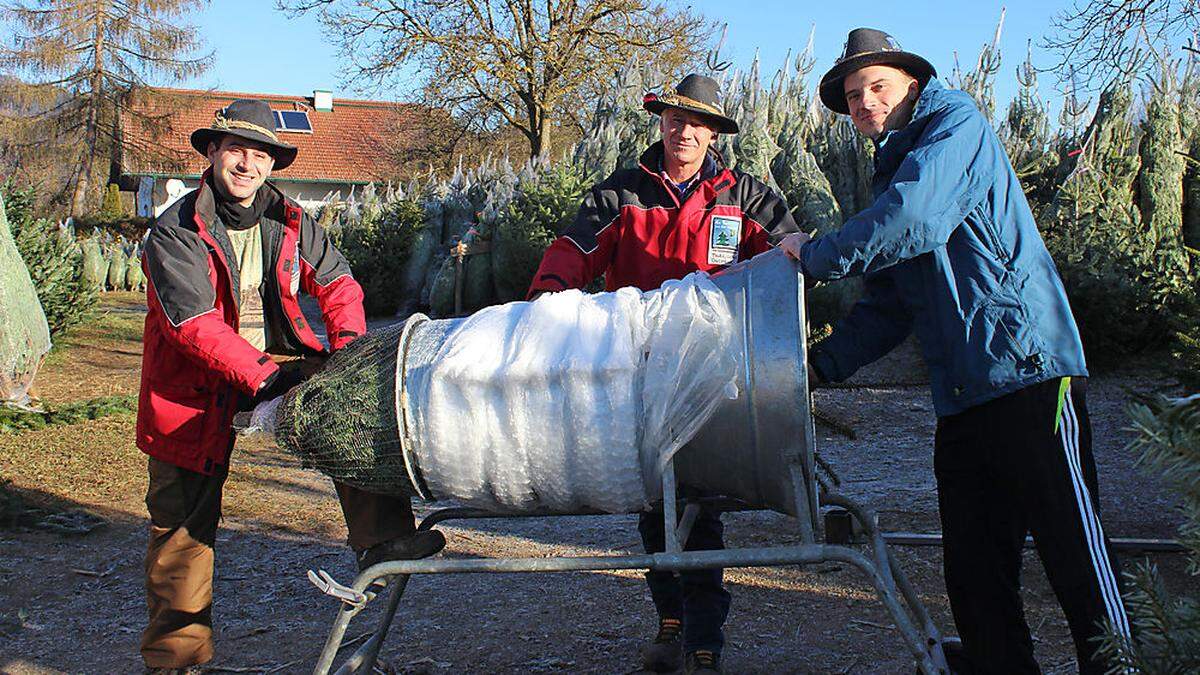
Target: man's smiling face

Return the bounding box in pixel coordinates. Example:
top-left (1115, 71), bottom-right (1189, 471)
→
top-left (843, 64), bottom-right (920, 140)
top-left (206, 135), bottom-right (275, 206)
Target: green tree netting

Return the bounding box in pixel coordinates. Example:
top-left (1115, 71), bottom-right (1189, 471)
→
top-left (274, 322), bottom-right (410, 493)
top-left (0, 195), bottom-right (52, 407)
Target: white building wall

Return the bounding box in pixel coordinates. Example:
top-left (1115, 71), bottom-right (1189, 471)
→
top-left (134, 177), bottom-right (362, 219)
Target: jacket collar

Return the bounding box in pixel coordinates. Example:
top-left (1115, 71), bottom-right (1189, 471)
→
top-left (871, 78), bottom-right (953, 183)
top-left (873, 77), bottom-right (947, 151)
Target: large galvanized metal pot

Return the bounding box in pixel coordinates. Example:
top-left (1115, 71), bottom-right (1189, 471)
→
top-left (673, 249), bottom-right (816, 527)
top-left (395, 248), bottom-right (815, 524)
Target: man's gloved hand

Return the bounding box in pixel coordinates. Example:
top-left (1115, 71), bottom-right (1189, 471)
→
top-left (253, 366), bottom-right (306, 405)
top-left (298, 354), bottom-right (328, 378)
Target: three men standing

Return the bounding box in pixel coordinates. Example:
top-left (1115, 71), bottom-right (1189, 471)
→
top-left (135, 28), bottom-right (1130, 674)
top-left (782, 28), bottom-right (1129, 674)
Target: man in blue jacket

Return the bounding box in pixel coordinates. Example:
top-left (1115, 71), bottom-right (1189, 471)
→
top-left (780, 29), bottom-right (1129, 674)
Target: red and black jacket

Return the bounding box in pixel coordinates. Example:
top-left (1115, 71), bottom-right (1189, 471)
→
top-left (527, 142), bottom-right (799, 295)
top-left (137, 171), bottom-right (366, 474)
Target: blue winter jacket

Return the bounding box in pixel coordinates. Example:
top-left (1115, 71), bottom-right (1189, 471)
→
top-left (799, 79), bottom-right (1087, 417)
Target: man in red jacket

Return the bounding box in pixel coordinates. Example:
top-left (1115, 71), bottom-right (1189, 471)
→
top-left (137, 99), bottom-right (444, 673)
top-left (528, 75), bottom-right (799, 675)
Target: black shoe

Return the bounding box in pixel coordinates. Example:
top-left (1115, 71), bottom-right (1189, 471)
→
top-left (684, 650), bottom-right (721, 674)
top-left (640, 617), bottom-right (683, 672)
top-left (356, 530), bottom-right (446, 571)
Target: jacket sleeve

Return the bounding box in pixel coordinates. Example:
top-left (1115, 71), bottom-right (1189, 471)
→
top-left (526, 182), bottom-right (621, 298)
top-left (143, 224), bottom-right (278, 394)
top-left (298, 213), bottom-right (366, 350)
top-left (799, 101), bottom-right (996, 281)
top-left (807, 271), bottom-right (913, 383)
top-left (741, 177), bottom-right (800, 257)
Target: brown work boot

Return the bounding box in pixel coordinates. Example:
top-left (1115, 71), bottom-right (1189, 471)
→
top-left (640, 617), bottom-right (683, 672)
top-left (356, 530), bottom-right (446, 571)
top-left (684, 650), bottom-right (722, 674)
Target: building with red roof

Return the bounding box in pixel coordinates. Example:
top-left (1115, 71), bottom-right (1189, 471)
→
top-left (118, 87), bottom-right (442, 216)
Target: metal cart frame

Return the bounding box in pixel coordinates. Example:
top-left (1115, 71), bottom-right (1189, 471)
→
top-left (308, 462), bottom-right (949, 674)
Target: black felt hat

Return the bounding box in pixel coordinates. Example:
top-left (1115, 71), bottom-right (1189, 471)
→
top-left (643, 73), bottom-right (739, 134)
top-left (819, 28), bottom-right (936, 114)
top-left (190, 98), bottom-right (298, 170)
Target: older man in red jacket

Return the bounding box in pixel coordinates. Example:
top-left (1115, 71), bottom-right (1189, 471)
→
top-left (528, 75), bottom-right (798, 675)
top-left (137, 99), bottom-right (443, 673)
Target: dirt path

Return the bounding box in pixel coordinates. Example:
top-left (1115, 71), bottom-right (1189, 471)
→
top-left (0, 295), bottom-right (1191, 674)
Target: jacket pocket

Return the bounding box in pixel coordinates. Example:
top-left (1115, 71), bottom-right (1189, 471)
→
top-left (145, 384), bottom-right (211, 444)
top-left (972, 205), bottom-right (1008, 262)
top-left (982, 302), bottom-right (1028, 363)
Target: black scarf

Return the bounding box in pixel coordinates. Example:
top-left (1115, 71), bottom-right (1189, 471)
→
top-left (209, 174), bottom-right (271, 230)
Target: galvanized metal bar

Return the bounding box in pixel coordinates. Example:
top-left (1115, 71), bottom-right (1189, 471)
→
top-left (313, 597), bottom-right (367, 674)
top-left (789, 463), bottom-right (816, 544)
top-left (882, 532), bottom-right (1187, 553)
top-left (829, 546), bottom-right (946, 674)
top-left (662, 459), bottom-right (681, 554)
top-left (821, 491), bottom-right (947, 673)
top-left (346, 544), bottom-right (877, 586)
top-left (331, 575), bottom-right (411, 675)
top-left (675, 502), bottom-right (700, 548)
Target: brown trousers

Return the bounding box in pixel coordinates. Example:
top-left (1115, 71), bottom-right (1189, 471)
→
top-left (141, 457), bottom-right (416, 668)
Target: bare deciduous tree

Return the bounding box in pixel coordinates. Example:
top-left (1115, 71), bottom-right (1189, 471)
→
top-left (282, 0), bottom-right (714, 158)
top-left (1044, 0), bottom-right (1200, 87)
top-left (0, 0), bottom-right (211, 216)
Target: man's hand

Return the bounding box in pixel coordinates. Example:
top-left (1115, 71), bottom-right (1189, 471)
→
top-left (779, 231), bottom-right (813, 260)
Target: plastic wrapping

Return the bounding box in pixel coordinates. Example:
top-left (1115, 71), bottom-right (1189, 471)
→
top-left (263, 272), bottom-right (737, 514)
top-left (0, 196), bottom-right (52, 407)
top-left (404, 272), bottom-right (736, 513)
top-left (106, 244), bottom-right (128, 291)
top-left (80, 236), bottom-right (106, 291)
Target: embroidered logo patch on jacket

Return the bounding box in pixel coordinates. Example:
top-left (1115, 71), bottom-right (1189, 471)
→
top-left (708, 215), bottom-right (742, 265)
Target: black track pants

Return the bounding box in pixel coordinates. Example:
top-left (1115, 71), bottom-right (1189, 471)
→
top-left (934, 377), bottom-right (1130, 674)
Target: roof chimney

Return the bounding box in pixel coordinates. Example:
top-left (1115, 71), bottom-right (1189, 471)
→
top-left (314, 89), bottom-right (333, 112)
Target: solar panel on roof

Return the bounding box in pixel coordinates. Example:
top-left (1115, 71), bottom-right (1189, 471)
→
top-left (277, 110), bottom-right (313, 133)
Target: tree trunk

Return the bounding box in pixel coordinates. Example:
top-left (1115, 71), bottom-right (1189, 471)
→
top-left (70, 146), bottom-right (93, 217)
top-left (71, 5), bottom-right (106, 217)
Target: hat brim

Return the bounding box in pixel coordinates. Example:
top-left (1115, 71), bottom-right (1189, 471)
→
top-left (818, 52), bottom-right (936, 114)
top-left (644, 100), bottom-right (739, 134)
top-left (190, 128), bottom-right (298, 170)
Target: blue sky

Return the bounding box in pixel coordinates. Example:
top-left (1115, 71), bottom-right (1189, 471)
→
top-left (181, 1), bottom-right (1075, 117)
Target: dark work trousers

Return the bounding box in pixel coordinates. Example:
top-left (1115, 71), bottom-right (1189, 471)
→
top-left (934, 377), bottom-right (1130, 674)
top-left (638, 496), bottom-right (731, 655)
top-left (142, 457), bottom-right (416, 668)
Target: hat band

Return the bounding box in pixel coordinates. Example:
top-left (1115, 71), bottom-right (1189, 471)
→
top-left (658, 93), bottom-right (724, 118)
top-left (836, 48), bottom-right (906, 65)
top-left (212, 111), bottom-right (279, 143)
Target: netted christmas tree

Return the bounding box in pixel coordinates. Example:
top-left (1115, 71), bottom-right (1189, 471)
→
top-left (949, 10), bottom-right (1004, 123)
top-left (999, 42), bottom-right (1056, 205)
top-left (1040, 81), bottom-right (1190, 365)
top-left (729, 56), bottom-right (781, 186)
top-left (1, 183), bottom-right (96, 335)
top-left (492, 160), bottom-right (592, 303)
